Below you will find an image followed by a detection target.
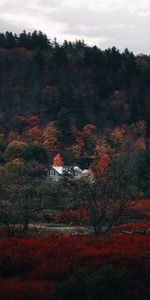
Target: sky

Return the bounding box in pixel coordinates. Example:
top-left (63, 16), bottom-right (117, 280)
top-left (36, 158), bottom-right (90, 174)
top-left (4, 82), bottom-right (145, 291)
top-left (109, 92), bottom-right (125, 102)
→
top-left (0, 0), bottom-right (150, 54)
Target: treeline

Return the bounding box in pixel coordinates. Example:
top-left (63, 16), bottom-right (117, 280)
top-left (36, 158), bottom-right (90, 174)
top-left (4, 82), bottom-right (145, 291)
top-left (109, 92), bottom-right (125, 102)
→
top-left (0, 31), bottom-right (49, 49)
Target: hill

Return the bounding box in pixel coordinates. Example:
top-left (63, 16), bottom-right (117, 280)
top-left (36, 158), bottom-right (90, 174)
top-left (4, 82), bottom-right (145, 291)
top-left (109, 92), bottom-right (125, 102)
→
top-left (0, 31), bottom-right (150, 133)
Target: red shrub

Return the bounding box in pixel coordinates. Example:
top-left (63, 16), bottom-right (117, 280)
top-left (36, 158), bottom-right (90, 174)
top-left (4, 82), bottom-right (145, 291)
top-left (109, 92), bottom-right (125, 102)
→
top-left (0, 279), bottom-right (22, 300)
top-left (0, 235), bottom-right (150, 299)
top-left (113, 223), bottom-right (150, 234)
top-left (129, 199), bottom-right (150, 218)
top-left (0, 279), bottom-right (55, 300)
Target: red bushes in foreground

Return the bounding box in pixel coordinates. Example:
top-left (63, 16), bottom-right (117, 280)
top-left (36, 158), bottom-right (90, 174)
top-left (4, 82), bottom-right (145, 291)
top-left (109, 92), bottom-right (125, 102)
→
top-left (0, 235), bottom-right (150, 299)
top-left (0, 278), bottom-right (55, 300)
top-left (113, 223), bottom-right (150, 234)
top-left (0, 235), bottom-right (150, 275)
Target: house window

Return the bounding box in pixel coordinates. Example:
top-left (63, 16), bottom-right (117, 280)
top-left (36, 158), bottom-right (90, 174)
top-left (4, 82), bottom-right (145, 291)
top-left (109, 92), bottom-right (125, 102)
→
top-left (51, 170), bottom-right (55, 176)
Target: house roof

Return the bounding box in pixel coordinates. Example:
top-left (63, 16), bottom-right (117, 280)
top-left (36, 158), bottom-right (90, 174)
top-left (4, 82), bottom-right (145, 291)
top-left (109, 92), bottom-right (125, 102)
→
top-left (50, 165), bottom-right (82, 175)
top-left (50, 166), bottom-right (90, 178)
top-left (51, 166), bottom-right (63, 175)
top-left (50, 165), bottom-right (89, 176)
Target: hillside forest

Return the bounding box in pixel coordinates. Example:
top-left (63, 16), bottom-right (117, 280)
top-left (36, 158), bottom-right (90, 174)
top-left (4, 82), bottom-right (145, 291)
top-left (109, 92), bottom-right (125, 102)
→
top-left (0, 32), bottom-right (150, 190)
top-left (0, 31), bottom-right (150, 300)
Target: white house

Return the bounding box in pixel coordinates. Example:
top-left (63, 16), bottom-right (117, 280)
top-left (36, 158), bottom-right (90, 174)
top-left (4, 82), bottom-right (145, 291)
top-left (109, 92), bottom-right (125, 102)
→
top-left (46, 166), bottom-right (63, 182)
top-left (46, 165), bottom-right (90, 182)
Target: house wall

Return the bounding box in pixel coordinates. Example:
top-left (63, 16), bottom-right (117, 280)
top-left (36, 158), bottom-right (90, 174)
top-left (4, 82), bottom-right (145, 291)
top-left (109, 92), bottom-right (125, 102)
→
top-left (47, 169), bottom-right (60, 182)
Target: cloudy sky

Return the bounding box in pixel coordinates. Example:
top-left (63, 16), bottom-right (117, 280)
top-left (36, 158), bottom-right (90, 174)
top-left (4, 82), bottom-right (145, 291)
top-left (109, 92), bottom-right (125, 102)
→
top-left (0, 0), bottom-right (150, 54)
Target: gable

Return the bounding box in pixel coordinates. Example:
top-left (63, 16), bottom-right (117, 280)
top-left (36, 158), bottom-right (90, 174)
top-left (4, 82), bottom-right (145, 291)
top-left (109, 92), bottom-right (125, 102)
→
top-left (48, 167), bottom-right (61, 177)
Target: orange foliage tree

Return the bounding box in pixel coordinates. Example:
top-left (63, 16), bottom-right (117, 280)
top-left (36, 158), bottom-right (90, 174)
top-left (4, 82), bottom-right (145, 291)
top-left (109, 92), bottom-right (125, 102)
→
top-left (53, 154), bottom-right (64, 166)
top-left (42, 122), bottom-right (61, 154)
top-left (111, 127), bottom-right (125, 146)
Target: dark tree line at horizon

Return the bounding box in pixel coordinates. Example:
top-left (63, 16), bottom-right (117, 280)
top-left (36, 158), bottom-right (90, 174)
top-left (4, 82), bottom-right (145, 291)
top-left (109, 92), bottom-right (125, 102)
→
top-left (0, 31), bottom-right (50, 50)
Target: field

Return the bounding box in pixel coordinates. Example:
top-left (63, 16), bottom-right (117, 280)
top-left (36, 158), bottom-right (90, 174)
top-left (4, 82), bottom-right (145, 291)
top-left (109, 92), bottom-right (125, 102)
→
top-left (0, 199), bottom-right (150, 300)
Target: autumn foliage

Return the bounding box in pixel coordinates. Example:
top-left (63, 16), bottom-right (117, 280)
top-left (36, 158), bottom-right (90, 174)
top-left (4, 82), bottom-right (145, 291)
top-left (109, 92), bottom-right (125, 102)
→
top-left (93, 153), bottom-right (111, 180)
top-left (53, 153), bottom-right (64, 166)
top-left (42, 122), bottom-right (61, 154)
top-left (0, 235), bottom-right (150, 299)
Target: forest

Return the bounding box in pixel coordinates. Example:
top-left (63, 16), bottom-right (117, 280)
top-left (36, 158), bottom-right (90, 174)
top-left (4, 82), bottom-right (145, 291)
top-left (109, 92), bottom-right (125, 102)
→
top-left (0, 31), bottom-right (150, 299)
top-left (0, 31), bottom-right (150, 131)
top-left (0, 31), bottom-right (150, 193)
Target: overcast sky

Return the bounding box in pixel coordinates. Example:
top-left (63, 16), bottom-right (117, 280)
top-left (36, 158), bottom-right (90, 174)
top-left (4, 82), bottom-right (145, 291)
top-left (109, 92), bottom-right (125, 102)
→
top-left (0, 0), bottom-right (150, 54)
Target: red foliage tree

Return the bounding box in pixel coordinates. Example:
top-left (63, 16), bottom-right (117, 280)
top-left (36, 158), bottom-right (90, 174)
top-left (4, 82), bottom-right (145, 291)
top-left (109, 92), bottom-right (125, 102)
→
top-left (93, 153), bottom-right (111, 180)
top-left (53, 153), bottom-right (64, 166)
top-left (28, 116), bottom-right (40, 128)
top-left (27, 126), bottom-right (43, 144)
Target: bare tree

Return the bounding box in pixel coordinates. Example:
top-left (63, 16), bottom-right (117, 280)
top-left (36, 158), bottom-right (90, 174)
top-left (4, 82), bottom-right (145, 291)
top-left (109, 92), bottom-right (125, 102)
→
top-left (73, 157), bottom-right (138, 234)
